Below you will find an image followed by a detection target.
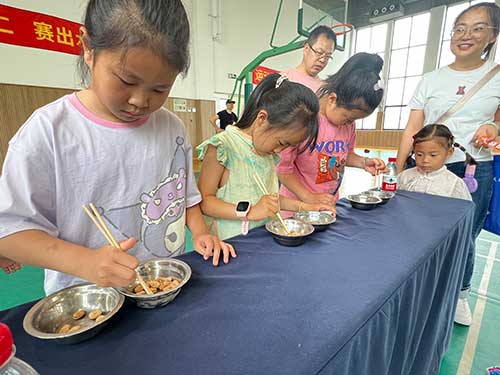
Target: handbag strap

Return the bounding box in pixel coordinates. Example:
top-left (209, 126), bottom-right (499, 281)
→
top-left (436, 64), bottom-right (500, 124)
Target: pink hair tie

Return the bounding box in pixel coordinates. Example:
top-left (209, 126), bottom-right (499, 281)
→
top-left (463, 164), bottom-right (478, 193)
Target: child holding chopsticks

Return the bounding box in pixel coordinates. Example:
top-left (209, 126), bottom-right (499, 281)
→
top-left (197, 74), bottom-right (335, 240)
top-left (0, 0), bottom-right (234, 296)
top-left (277, 53), bottom-right (387, 205)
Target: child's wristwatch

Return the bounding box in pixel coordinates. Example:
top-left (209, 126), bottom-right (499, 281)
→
top-left (235, 201), bottom-right (251, 235)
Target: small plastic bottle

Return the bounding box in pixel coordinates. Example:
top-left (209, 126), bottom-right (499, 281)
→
top-left (0, 323), bottom-right (39, 375)
top-left (382, 157), bottom-right (398, 192)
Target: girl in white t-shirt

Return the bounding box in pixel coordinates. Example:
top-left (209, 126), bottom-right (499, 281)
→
top-left (398, 124), bottom-right (473, 201)
top-left (396, 3), bottom-right (499, 326)
top-left (0, 0), bottom-right (235, 294)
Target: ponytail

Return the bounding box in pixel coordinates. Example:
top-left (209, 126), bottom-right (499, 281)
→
top-left (318, 52), bottom-right (384, 112)
top-left (236, 74), bottom-right (319, 152)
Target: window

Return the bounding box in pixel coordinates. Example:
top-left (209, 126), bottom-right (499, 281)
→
top-left (383, 12), bottom-right (430, 130)
top-left (438, 0), bottom-right (497, 68)
top-left (353, 23), bottom-right (388, 130)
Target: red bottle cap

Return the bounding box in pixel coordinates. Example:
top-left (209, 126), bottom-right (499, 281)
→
top-left (388, 157), bottom-right (397, 162)
top-left (0, 323), bottom-right (14, 366)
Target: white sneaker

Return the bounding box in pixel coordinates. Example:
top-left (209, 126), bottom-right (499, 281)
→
top-left (454, 291), bottom-right (472, 326)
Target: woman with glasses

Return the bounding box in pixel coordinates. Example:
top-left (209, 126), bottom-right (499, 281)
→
top-left (395, 2), bottom-right (500, 326)
top-left (282, 25), bottom-right (337, 93)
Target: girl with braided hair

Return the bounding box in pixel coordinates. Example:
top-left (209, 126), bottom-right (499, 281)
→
top-left (398, 124), bottom-right (474, 200)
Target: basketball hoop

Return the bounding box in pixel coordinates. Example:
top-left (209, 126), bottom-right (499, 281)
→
top-left (331, 23), bottom-right (354, 36)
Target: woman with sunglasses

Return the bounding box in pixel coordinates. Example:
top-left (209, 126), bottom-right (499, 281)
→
top-left (396, 3), bottom-right (500, 326)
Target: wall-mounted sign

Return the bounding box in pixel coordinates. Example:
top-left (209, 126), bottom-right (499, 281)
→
top-left (173, 98), bottom-right (187, 112)
top-left (252, 66), bottom-right (279, 85)
top-left (0, 4), bottom-right (82, 55)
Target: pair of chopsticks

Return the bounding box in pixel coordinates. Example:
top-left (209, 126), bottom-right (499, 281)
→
top-left (82, 203), bottom-right (153, 295)
top-left (252, 173), bottom-right (290, 235)
top-left (374, 169), bottom-right (380, 190)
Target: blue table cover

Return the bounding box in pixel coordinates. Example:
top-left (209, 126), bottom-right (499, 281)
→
top-left (0, 191), bottom-right (474, 374)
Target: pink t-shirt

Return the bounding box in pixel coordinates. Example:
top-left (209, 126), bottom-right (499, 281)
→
top-left (277, 113), bottom-right (356, 200)
top-left (283, 68), bottom-right (323, 93)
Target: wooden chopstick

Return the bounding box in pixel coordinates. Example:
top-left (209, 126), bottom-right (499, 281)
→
top-left (82, 204), bottom-right (153, 295)
top-left (82, 205), bottom-right (114, 245)
top-left (252, 173), bottom-right (290, 235)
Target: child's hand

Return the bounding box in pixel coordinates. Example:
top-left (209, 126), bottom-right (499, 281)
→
top-left (193, 234), bottom-right (237, 266)
top-left (248, 194), bottom-right (279, 221)
top-left (364, 158), bottom-right (386, 176)
top-left (85, 237), bottom-right (140, 287)
top-left (303, 192), bottom-right (335, 206)
top-left (0, 256), bottom-right (22, 274)
top-left (302, 202), bottom-right (336, 217)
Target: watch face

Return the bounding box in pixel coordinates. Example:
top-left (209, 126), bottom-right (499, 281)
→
top-left (236, 201), bottom-right (250, 212)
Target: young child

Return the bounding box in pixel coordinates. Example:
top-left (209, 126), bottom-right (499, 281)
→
top-left (277, 53), bottom-right (386, 206)
top-left (398, 124), bottom-right (473, 201)
top-left (197, 74), bottom-right (335, 240)
top-left (0, 0), bottom-right (235, 295)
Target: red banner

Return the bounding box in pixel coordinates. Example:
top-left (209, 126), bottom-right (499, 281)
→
top-left (0, 4), bottom-right (82, 55)
top-left (252, 65), bottom-right (279, 85)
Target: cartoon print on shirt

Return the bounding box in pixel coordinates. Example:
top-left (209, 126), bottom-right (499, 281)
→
top-left (456, 86), bottom-right (466, 95)
top-left (98, 136), bottom-right (188, 257)
top-left (316, 153), bottom-right (347, 183)
top-left (315, 137), bottom-right (349, 184)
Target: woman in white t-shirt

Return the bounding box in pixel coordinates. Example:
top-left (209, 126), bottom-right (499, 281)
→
top-left (396, 2), bottom-right (500, 327)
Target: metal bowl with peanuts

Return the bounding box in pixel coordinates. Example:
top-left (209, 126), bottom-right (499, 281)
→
top-left (293, 211), bottom-right (336, 232)
top-left (23, 283), bottom-right (124, 344)
top-left (265, 218), bottom-right (315, 247)
top-left (115, 258), bottom-right (192, 309)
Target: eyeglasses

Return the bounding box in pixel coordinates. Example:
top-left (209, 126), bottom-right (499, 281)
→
top-left (307, 43), bottom-right (333, 61)
top-left (450, 24), bottom-right (497, 39)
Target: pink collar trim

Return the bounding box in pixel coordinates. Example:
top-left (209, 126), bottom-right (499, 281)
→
top-left (68, 93), bottom-right (149, 129)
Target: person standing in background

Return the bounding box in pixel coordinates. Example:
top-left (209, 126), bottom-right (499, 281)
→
top-left (283, 25), bottom-right (337, 93)
top-left (209, 99), bottom-right (238, 133)
top-left (395, 2), bottom-right (500, 327)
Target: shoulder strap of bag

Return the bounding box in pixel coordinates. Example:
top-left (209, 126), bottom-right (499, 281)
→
top-left (436, 64), bottom-right (500, 124)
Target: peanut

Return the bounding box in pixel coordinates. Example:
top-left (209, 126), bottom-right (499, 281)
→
top-left (88, 309), bottom-right (102, 320)
top-left (58, 324), bottom-right (71, 334)
top-left (72, 308), bottom-right (86, 320)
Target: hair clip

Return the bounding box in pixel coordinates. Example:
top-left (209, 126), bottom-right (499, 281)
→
top-left (374, 79), bottom-right (384, 91)
top-left (275, 74), bottom-right (288, 89)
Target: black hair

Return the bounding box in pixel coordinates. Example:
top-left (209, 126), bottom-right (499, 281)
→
top-left (306, 25), bottom-right (337, 48)
top-left (318, 52), bottom-right (384, 113)
top-left (78, 0), bottom-right (190, 85)
top-left (454, 2), bottom-right (500, 60)
top-left (236, 74), bottom-right (319, 153)
top-left (412, 124), bottom-right (477, 166)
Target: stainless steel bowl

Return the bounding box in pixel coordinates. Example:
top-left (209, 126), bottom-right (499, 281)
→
top-left (265, 218), bottom-right (314, 246)
top-left (23, 283), bottom-right (124, 344)
top-left (115, 258), bottom-right (191, 309)
top-left (365, 190), bottom-right (395, 205)
top-left (347, 194), bottom-right (382, 210)
top-left (293, 211), bottom-right (336, 232)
